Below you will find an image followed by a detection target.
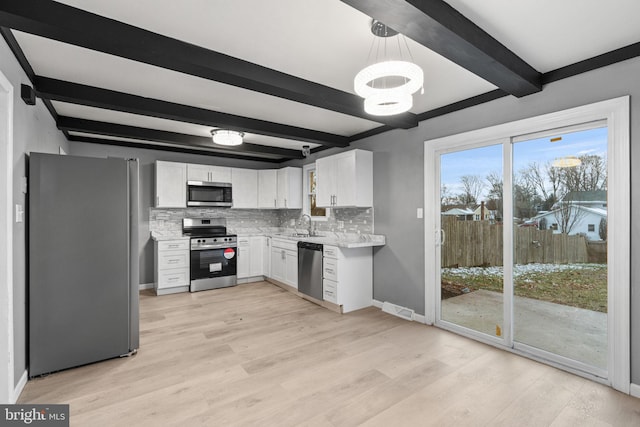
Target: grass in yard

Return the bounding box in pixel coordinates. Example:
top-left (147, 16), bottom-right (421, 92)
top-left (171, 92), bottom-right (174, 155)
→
top-left (441, 263), bottom-right (608, 313)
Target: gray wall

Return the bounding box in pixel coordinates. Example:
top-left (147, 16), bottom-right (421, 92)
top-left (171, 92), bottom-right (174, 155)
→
top-left (68, 142), bottom-right (277, 285)
top-left (0, 37), bottom-right (70, 386)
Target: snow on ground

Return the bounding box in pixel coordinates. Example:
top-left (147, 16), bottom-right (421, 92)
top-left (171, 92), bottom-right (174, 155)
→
top-left (443, 263), bottom-right (606, 278)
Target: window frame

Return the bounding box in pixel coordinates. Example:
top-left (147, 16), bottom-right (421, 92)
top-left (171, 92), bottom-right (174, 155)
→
top-left (302, 162), bottom-right (329, 221)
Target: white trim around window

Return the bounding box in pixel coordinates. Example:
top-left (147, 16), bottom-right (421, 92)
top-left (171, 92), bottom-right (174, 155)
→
top-left (302, 162), bottom-right (329, 221)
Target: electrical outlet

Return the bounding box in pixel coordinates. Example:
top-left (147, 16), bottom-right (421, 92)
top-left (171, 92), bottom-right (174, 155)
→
top-left (417, 208), bottom-right (423, 219)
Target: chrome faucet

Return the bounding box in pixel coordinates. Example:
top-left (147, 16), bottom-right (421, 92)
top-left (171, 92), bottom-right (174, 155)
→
top-left (300, 214), bottom-right (313, 236)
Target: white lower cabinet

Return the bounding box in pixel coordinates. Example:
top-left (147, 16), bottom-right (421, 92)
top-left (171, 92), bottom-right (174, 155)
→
top-left (154, 239), bottom-right (190, 295)
top-left (237, 238), bottom-right (250, 279)
top-left (237, 236), bottom-right (265, 282)
top-left (322, 245), bottom-right (372, 313)
top-left (270, 238), bottom-right (298, 289)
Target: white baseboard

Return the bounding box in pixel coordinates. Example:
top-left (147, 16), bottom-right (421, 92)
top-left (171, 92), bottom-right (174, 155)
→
top-left (139, 282), bottom-right (154, 291)
top-left (236, 276), bottom-right (265, 285)
top-left (11, 370), bottom-right (27, 403)
top-left (630, 383), bottom-right (640, 398)
top-left (372, 299), bottom-right (383, 309)
top-left (414, 314), bottom-right (427, 324)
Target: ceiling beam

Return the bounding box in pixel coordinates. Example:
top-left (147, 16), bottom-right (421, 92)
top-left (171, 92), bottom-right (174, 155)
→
top-left (67, 135), bottom-right (283, 163)
top-left (0, 0), bottom-right (419, 129)
top-left (34, 76), bottom-right (350, 148)
top-left (57, 117), bottom-right (305, 160)
top-left (340, 0), bottom-right (542, 97)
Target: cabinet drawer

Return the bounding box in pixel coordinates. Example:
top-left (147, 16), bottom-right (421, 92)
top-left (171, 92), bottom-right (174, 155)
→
top-left (271, 238), bottom-right (298, 252)
top-left (158, 240), bottom-right (189, 251)
top-left (158, 250), bottom-right (188, 269)
top-left (323, 279), bottom-right (338, 304)
top-left (323, 245), bottom-right (339, 259)
top-left (158, 268), bottom-right (189, 289)
top-left (323, 258), bottom-right (338, 281)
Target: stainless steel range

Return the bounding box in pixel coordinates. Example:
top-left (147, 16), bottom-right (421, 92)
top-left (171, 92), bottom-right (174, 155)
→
top-left (183, 218), bottom-right (237, 292)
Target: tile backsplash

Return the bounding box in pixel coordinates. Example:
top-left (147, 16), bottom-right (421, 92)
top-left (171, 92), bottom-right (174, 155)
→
top-left (149, 207), bottom-right (374, 235)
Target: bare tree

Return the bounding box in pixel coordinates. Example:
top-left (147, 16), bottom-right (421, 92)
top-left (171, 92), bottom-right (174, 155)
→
top-left (458, 175), bottom-right (485, 206)
top-left (554, 194), bottom-right (588, 235)
top-left (521, 162), bottom-right (550, 201)
top-left (559, 154), bottom-right (607, 193)
top-left (485, 171), bottom-right (503, 220)
top-left (440, 184), bottom-right (455, 208)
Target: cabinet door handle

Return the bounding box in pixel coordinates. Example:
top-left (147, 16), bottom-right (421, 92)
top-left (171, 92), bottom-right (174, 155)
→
top-left (281, 250), bottom-right (285, 260)
top-left (274, 198), bottom-right (277, 208)
top-left (325, 268), bottom-right (334, 274)
top-left (285, 198), bottom-right (287, 208)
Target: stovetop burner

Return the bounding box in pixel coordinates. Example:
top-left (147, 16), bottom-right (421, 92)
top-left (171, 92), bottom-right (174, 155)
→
top-left (183, 218), bottom-right (236, 249)
top-left (182, 217), bottom-right (228, 236)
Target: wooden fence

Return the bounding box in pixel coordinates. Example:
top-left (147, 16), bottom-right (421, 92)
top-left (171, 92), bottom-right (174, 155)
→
top-left (441, 216), bottom-right (589, 267)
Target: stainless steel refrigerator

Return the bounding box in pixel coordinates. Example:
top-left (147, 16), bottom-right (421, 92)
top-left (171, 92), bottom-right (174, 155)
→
top-left (28, 152), bottom-right (139, 377)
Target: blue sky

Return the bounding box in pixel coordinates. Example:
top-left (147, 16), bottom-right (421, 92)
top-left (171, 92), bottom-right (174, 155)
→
top-left (440, 126), bottom-right (608, 200)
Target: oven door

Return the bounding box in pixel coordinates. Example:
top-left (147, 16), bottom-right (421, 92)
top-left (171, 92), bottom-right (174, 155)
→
top-left (190, 246), bottom-right (237, 281)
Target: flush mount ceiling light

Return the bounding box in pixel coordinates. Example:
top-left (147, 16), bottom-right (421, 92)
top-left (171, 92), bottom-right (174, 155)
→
top-left (552, 156), bottom-right (582, 168)
top-left (354, 20), bottom-right (424, 116)
top-left (211, 129), bottom-right (244, 146)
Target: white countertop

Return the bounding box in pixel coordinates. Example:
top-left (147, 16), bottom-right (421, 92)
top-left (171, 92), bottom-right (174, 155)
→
top-left (150, 232), bottom-right (190, 242)
top-left (151, 228), bottom-right (386, 248)
top-left (232, 228), bottom-right (386, 249)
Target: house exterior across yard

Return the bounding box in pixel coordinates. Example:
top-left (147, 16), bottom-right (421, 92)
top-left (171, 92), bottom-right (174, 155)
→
top-left (535, 190), bottom-right (608, 240)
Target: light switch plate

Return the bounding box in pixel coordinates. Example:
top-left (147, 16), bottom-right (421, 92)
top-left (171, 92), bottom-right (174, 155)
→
top-left (417, 208), bottom-right (424, 219)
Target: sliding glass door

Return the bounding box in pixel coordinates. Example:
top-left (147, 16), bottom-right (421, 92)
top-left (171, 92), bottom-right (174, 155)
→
top-left (434, 122), bottom-right (612, 378)
top-left (439, 144), bottom-right (504, 341)
top-left (511, 125), bottom-right (608, 373)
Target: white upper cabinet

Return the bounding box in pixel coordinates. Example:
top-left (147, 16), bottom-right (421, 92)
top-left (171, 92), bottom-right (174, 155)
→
top-left (155, 161), bottom-right (187, 208)
top-left (187, 163), bottom-right (231, 183)
top-left (231, 168), bottom-right (258, 209)
top-left (276, 167), bottom-right (302, 209)
top-left (258, 169), bottom-right (278, 209)
top-left (316, 149), bottom-right (372, 208)
top-left (316, 156), bottom-right (336, 208)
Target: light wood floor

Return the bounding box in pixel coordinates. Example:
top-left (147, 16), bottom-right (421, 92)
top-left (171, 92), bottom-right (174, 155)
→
top-left (19, 282), bottom-right (640, 426)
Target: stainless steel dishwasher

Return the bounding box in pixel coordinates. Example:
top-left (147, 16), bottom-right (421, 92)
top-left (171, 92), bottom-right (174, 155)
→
top-left (297, 241), bottom-right (323, 300)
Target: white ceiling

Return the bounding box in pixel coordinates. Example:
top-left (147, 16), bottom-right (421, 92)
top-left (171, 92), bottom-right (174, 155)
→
top-left (5, 0), bottom-right (640, 160)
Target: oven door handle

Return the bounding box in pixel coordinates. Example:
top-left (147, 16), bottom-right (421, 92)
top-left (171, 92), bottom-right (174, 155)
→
top-left (191, 245), bottom-right (237, 251)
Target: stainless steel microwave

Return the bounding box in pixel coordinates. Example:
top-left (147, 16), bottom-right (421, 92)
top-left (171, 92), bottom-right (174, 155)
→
top-left (187, 181), bottom-right (233, 207)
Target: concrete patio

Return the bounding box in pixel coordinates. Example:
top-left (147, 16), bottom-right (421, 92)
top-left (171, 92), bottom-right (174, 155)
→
top-left (441, 290), bottom-right (607, 369)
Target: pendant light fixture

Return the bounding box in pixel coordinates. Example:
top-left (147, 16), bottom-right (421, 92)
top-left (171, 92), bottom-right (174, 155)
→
top-left (552, 156), bottom-right (582, 168)
top-left (354, 20), bottom-right (424, 116)
top-left (211, 129), bottom-right (244, 146)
